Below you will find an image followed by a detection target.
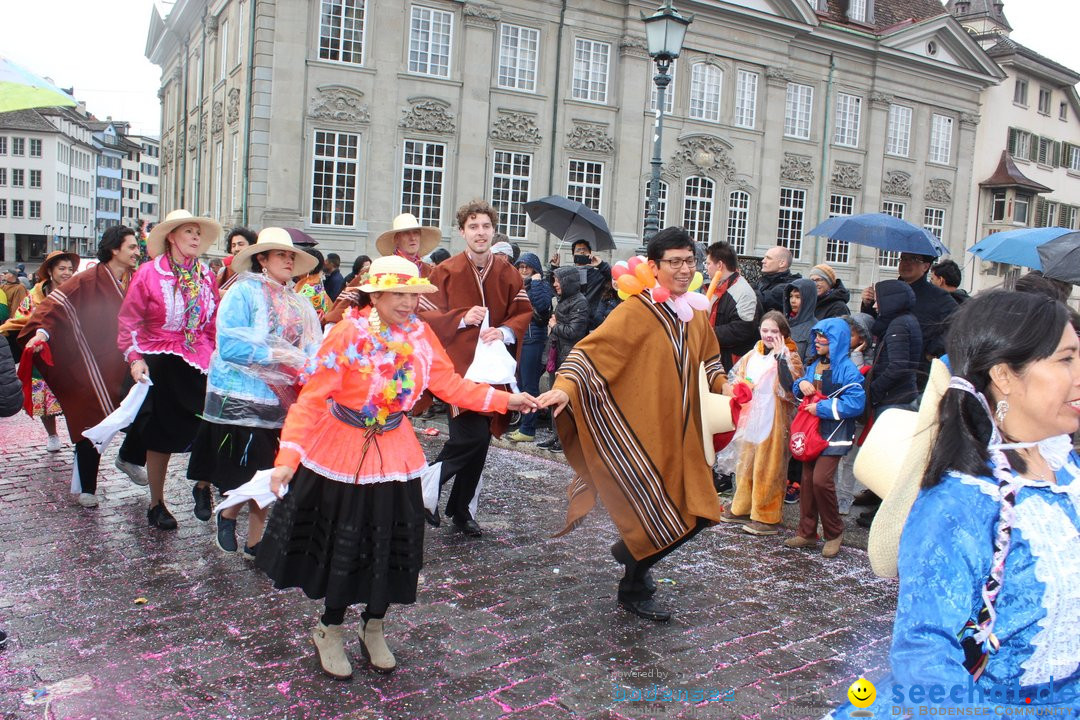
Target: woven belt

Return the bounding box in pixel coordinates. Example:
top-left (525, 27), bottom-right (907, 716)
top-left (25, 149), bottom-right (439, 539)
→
top-left (330, 401), bottom-right (404, 433)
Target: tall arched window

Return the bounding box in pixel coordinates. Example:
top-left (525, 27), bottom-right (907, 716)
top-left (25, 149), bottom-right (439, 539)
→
top-left (689, 63), bottom-right (722, 122)
top-left (725, 190), bottom-right (749, 254)
top-left (683, 176), bottom-right (715, 245)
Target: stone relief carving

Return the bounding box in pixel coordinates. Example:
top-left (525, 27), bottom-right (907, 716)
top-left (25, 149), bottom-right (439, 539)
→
top-left (765, 66), bottom-right (793, 85)
top-left (959, 112), bottom-right (980, 126)
top-left (187, 123), bottom-right (198, 152)
top-left (161, 138), bottom-right (173, 172)
top-left (462, 3), bottom-right (500, 27)
top-left (882, 170), bottom-right (912, 197)
top-left (781, 153), bottom-right (815, 183)
top-left (227, 87), bottom-right (241, 125)
top-left (619, 35), bottom-right (649, 59)
top-left (925, 178), bottom-right (952, 204)
top-left (832, 161), bottom-right (863, 190)
top-left (309, 86), bottom-right (370, 124)
top-left (172, 65), bottom-right (184, 83)
top-left (211, 101), bottom-right (224, 136)
top-left (204, 13), bottom-right (218, 36)
top-left (490, 111), bottom-right (541, 145)
top-left (200, 112), bottom-right (208, 146)
top-left (399, 98), bottom-right (455, 134)
top-left (565, 122), bottom-right (614, 154)
top-left (869, 91), bottom-right (894, 106)
top-left (664, 135), bottom-right (736, 182)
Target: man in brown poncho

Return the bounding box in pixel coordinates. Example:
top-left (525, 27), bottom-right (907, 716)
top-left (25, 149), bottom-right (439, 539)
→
top-left (538, 227), bottom-right (726, 621)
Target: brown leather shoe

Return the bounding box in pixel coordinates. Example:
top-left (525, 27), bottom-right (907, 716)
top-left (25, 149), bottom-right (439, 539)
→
top-left (742, 520), bottom-right (780, 536)
top-left (784, 535), bottom-right (818, 549)
top-left (719, 508), bottom-right (751, 524)
top-left (822, 535), bottom-right (844, 558)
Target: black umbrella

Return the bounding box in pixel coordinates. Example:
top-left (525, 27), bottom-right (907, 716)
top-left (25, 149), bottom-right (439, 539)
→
top-left (523, 195), bottom-right (615, 251)
top-left (1036, 231), bottom-right (1080, 284)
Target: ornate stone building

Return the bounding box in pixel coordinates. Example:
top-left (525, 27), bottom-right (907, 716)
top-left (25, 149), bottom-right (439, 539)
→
top-left (145, 0), bottom-right (1002, 288)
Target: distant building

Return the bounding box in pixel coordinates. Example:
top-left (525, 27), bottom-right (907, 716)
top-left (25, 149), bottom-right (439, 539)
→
top-left (134, 136), bottom-right (161, 228)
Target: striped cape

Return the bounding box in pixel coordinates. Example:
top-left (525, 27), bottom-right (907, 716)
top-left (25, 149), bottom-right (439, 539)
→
top-left (20, 263), bottom-right (130, 443)
top-left (553, 291), bottom-right (727, 560)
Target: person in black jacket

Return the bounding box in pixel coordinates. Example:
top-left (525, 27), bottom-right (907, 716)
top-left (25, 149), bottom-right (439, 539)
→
top-left (508, 253), bottom-right (555, 443)
top-left (929, 259), bottom-right (970, 305)
top-left (705, 241), bottom-right (761, 370)
top-left (548, 240), bottom-right (612, 318)
top-left (809, 264), bottom-right (851, 319)
top-left (756, 245), bottom-right (802, 313)
top-left (868, 280), bottom-right (922, 412)
top-left (538, 267), bottom-right (590, 453)
top-left (0, 339), bottom-right (21, 418)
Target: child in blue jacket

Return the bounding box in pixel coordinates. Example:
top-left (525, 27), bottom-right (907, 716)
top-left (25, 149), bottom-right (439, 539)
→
top-left (786, 317), bottom-right (865, 558)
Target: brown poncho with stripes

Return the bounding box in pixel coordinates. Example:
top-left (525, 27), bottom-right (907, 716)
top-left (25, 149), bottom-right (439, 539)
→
top-left (553, 291), bottom-right (727, 560)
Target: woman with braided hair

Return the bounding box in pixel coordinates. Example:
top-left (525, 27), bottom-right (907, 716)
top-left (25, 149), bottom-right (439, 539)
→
top-left (829, 290), bottom-right (1080, 716)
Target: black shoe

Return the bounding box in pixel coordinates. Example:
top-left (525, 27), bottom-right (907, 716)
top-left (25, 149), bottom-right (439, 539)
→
top-left (642, 570), bottom-right (657, 596)
top-left (0, 629), bottom-right (7, 650)
top-left (147, 503), bottom-right (178, 530)
top-left (192, 484), bottom-right (213, 522)
top-left (424, 507), bottom-right (441, 528)
top-left (216, 512), bottom-right (238, 552)
top-left (712, 471), bottom-right (733, 494)
top-left (852, 489), bottom-right (881, 507)
top-left (618, 596), bottom-right (672, 622)
top-left (536, 436), bottom-right (558, 450)
top-left (452, 516), bottom-right (482, 537)
top-left (856, 507), bottom-right (877, 529)
top-left (241, 542), bottom-right (259, 560)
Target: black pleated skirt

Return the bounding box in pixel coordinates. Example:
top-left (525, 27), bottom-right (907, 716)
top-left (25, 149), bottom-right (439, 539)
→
top-left (186, 421), bottom-right (280, 493)
top-left (256, 467), bottom-right (425, 609)
top-left (130, 354), bottom-right (207, 453)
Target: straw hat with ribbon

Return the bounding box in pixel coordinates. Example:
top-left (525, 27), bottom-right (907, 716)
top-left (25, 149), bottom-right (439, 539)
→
top-left (231, 227), bottom-right (319, 276)
top-left (854, 358), bottom-right (950, 577)
top-left (146, 209), bottom-right (222, 259)
top-left (36, 250), bottom-right (81, 283)
top-left (375, 213), bottom-right (441, 257)
top-left (358, 255), bottom-right (438, 294)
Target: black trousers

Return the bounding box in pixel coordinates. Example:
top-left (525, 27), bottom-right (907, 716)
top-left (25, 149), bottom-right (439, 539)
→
top-left (433, 411), bottom-right (492, 521)
top-left (611, 518), bottom-right (709, 602)
top-left (73, 432), bottom-right (146, 494)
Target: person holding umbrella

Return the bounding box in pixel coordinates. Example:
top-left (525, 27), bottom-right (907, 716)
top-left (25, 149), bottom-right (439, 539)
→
top-left (549, 239), bottom-right (612, 317)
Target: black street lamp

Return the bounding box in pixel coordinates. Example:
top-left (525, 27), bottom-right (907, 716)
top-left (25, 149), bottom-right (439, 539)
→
top-left (641, 0), bottom-right (693, 250)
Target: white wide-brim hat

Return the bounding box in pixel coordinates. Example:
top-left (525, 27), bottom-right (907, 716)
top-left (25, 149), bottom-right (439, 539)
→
top-left (147, 210), bottom-right (222, 259)
top-left (855, 358), bottom-right (950, 578)
top-left (231, 227), bottom-right (320, 276)
top-left (698, 364), bottom-right (735, 465)
top-left (358, 255), bottom-right (438, 294)
top-left (375, 213), bottom-right (442, 257)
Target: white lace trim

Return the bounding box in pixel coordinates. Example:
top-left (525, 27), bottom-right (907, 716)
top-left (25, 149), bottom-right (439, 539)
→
top-left (1012, 495), bottom-right (1080, 686)
top-left (280, 441), bottom-right (421, 485)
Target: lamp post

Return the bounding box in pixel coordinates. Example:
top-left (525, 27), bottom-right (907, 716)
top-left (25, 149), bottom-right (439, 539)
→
top-left (641, 0), bottom-right (692, 251)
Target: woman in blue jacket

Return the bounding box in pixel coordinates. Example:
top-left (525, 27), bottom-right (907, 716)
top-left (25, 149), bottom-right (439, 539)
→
top-left (508, 253), bottom-right (554, 443)
top-left (785, 317), bottom-right (865, 558)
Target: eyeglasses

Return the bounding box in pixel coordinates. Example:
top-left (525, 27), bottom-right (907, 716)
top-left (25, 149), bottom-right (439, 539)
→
top-left (659, 257), bottom-right (696, 269)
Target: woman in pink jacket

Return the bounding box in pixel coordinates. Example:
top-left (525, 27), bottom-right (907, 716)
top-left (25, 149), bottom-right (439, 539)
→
top-left (118, 210), bottom-right (221, 530)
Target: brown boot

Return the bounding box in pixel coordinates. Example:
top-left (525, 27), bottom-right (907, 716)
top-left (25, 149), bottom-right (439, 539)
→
top-left (312, 621), bottom-right (353, 680)
top-left (719, 508), bottom-right (751, 524)
top-left (784, 535), bottom-right (818, 549)
top-left (742, 520), bottom-right (780, 536)
top-left (360, 618), bottom-right (397, 673)
top-left (822, 535), bottom-right (844, 558)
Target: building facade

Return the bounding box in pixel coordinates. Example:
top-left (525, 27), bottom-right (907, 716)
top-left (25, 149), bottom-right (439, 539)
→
top-left (146, 0), bottom-right (1002, 289)
top-left (134, 136), bottom-right (162, 227)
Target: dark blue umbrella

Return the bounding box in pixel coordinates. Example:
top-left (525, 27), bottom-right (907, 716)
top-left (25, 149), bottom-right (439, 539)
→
top-left (1036, 231), bottom-right (1080, 284)
top-left (523, 195), bottom-right (615, 251)
top-left (967, 226), bottom-right (1072, 270)
top-left (806, 212), bottom-right (948, 256)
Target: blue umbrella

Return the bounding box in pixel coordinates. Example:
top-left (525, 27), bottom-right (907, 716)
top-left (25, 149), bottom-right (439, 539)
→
top-left (806, 212), bottom-right (948, 256)
top-left (523, 195), bottom-right (615, 251)
top-left (966, 226), bottom-right (1072, 270)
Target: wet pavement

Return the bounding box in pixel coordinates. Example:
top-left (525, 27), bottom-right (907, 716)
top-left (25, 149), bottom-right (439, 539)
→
top-left (0, 411), bottom-right (896, 720)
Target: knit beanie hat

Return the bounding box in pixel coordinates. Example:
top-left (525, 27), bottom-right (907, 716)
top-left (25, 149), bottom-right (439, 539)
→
top-left (809, 264), bottom-right (837, 287)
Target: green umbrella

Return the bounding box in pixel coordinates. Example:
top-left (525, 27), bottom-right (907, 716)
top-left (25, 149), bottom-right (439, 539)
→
top-left (0, 55), bottom-right (76, 114)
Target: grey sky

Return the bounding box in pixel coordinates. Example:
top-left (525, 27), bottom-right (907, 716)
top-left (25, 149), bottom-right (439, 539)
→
top-left (1, 0), bottom-right (1077, 139)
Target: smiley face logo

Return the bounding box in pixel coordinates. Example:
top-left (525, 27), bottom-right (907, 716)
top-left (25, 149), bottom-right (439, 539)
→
top-left (847, 677), bottom-right (876, 708)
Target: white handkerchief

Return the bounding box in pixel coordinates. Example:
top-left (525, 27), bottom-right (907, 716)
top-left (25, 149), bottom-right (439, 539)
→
top-left (216, 469), bottom-right (289, 513)
top-left (82, 379), bottom-right (153, 454)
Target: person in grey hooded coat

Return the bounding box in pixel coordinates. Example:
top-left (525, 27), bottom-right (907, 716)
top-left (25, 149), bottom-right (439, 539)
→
top-left (550, 266), bottom-right (591, 368)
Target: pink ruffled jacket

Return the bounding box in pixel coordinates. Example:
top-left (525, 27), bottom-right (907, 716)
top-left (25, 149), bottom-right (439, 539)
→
top-left (117, 255), bottom-right (219, 372)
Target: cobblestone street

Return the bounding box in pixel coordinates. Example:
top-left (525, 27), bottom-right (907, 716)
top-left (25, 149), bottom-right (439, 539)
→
top-left (0, 411), bottom-right (896, 720)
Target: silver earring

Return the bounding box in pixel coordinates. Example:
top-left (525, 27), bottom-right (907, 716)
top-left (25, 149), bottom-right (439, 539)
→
top-left (995, 399), bottom-right (1009, 425)
top-left (261, 267), bottom-right (268, 276)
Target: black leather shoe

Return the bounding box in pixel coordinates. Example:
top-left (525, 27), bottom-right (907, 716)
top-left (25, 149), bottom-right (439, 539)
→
top-left (618, 596), bottom-right (672, 622)
top-left (856, 507), bottom-right (877, 529)
top-left (453, 516), bottom-right (482, 537)
top-left (147, 503), bottom-right (178, 530)
top-left (424, 507), bottom-right (441, 528)
top-left (192, 484), bottom-right (213, 522)
top-left (642, 570), bottom-right (657, 595)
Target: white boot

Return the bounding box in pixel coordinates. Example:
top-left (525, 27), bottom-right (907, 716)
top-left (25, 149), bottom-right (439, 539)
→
top-left (360, 618), bottom-right (397, 673)
top-left (311, 621), bottom-right (352, 679)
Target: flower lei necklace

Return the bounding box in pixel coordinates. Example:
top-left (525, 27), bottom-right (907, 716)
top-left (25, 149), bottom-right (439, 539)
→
top-left (302, 309), bottom-right (419, 427)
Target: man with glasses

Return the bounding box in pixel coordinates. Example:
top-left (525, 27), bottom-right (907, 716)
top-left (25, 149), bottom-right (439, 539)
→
top-left (537, 227), bottom-right (726, 623)
top-left (756, 245), bottom-right (801, 314)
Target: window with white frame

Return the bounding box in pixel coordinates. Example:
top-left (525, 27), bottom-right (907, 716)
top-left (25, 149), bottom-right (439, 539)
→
top-left (734, 70), bottom-right (758, 129)
top-left (689, 63), bottom-right (722, 122)
top-left (1061, 102), bottom-right (1069, 122)
top-left (849, 0), bottom-right (867, 22)
top-left (642, 179), bottom-right (668, 237)
top-left (491, 150), bottom-right (532, 240)
top-left (213, 140), bottom-right (224, 220)
top-left (1014, 130), bottom-right (1033, 161)
top-left (886, 104), bottom-right (912, 157)
top-left (990, 191), bottom-right (1006, 222)
top-left (649, 63), bottom-right (675, 114)
top-left (0, 168), bottom-right (5, 185)
top-left (498, 24), bottom-right (539, 92)
top-left (310, 130), bottom-right (359, 226)
top-left (833, 93), bottom-right (861, 147)
top-left (408, 5), bottom-right (453, 78)
top-left (880, 201), bottom-right (905, 267)
top-left (0, 200), bottom-right (5, 217)
top-left (1041, 201), bottom-right (1059, 228)
top-left (29, 200), bottom-right (40, 220)
top-left (726, 190), bottom-right (749, 254)
top-left (220, 19), bottom-right (230, 79)
top-left (566, 160), bottom-right (603, 212)
top-left (929, 114), bottom-right (953, 164)
top-left (1068, 206), bottom-right (1079, 230)
top-left (401, 140), bottom-right (445, 228)
top-left (924, 207), bottom-right (946, 240)
top-left (11, 169), bottom-right (23, 187)
top-left (1070, 145), bottom-right (1080, 172)
top-left (11, 200), bottom-right (23, 218)
top-left (776, 187), bottom-right (806, 259)
top-left (826, 194), bottom-right (854, 264)
top-left (1014, 78), bottom-right (1028, 105)
top-left (1015, 194), bottom-right (1030, 224)
top-left (29, 139), bottom-right (41, 157)
top-left (1037, 137), bottom-right (1053, 166)
top-left (319, 0), bottom-right (366, 64)
top-left (572, 38), bottom-right (609, 104)
top-left (237, 0), bottom-right (246, 63)
top-left (12, 137), bottom-right (24, 155)
top-left (230, 131), bottom-right (240, 212)
top-left (29, 169), bottom-right (40, 188)
top-left (682, 177), bottom-right (715, 245)
top-left (1038, 88), bottom-right (1052, 115)
top-left (784, 83), bottom-right (813, 139)
top-left (0, 137), bottom-right (6, 155)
